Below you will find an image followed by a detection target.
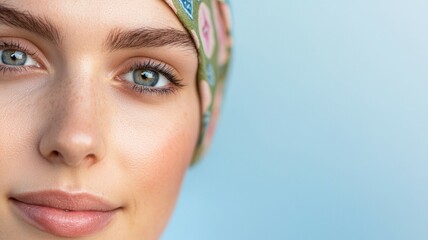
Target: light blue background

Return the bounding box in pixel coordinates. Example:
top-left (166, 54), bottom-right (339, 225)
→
top-left (163, 0), bottom-right (428, 239)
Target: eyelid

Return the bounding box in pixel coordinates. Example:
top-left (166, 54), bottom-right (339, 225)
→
top-left (117, 58), bottom-right (182, 78)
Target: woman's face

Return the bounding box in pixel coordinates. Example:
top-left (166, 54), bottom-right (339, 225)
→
top-left (0, 0), bottom-right (200, 239)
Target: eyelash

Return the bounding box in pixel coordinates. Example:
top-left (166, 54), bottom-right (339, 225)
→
top-left (117, 60), bottom-right (184, 96)
top-left (0, 40), bottom-right (184, 96)
top-left (0, 40), bottom-right (40, 74)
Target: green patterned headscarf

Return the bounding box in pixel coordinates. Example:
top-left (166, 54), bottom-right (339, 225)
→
top-left (164, 0), bottom-right (232, 164)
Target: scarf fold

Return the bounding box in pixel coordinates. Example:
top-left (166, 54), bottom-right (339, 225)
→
top-left (164, 0), bottom-right (232, 164)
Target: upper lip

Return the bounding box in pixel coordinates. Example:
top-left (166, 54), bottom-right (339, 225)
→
top-left (10, 190), bottom-right (119, 212)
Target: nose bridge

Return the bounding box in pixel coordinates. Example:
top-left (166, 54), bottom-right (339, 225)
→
top-left (60, 75), bottom-right (100, 142)
top-left (62, 69), bottom-right (99, 121)
top-left (39, 62), bottom-right (106, 167)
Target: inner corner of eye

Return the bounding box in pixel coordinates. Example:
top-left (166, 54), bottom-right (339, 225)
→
top-left (123, 71), bottom-right (133, 79)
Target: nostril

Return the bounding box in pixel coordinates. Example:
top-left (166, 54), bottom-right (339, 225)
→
top-left (38, 128), bottom-right (105, 167)
top-left (48, 150), bottom-right (61, 160)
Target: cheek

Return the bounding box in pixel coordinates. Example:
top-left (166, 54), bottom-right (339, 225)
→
top-left (107, 93), bottom-right (200, 236)
top-left (0, 86), bottom-right (45, 190)
top-left (0, 87), bottom-right (49, 235)
top-left (113, 108), bottom-right (197, 187)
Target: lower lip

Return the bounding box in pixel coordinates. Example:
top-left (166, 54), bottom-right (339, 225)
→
top-left (10, 199), bottom-right (117, 237)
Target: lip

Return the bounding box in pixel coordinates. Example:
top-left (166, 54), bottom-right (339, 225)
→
top-left (9, 190), bottom-right (121, 237)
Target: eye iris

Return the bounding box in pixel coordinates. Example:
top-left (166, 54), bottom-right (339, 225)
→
top-left (1, 50), bottom-right (27, 66)
top-left (133, 69), bottom-right (159, 87)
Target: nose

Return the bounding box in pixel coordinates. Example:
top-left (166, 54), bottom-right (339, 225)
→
top-left (38, 77), bottom-right (107, 168)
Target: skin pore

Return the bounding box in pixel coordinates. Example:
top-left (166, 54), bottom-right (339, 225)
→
top-left (0, 0), bottom-right (200, 239)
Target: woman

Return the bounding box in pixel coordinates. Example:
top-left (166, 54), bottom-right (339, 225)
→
top-left (0, 0), bottom-right (232, 239)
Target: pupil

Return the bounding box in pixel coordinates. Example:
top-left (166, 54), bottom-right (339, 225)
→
top-left (142, 71), bottom-right (153, 80)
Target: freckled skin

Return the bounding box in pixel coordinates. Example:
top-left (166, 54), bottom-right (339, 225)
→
top-left (0, 0), bottom-right (201, 239)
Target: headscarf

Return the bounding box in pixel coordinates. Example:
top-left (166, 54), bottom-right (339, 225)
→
top-left (164, 0), bottom-right (232, 164)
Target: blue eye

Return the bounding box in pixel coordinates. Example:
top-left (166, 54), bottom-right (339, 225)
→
top-left (134, 69), bottom-right (160, 87)
top-left (123, 68), bottom-right (170, 88)
top-left (0, 49), bottom-right (38, 67)
top-left (117, 60), bottom-right (184, 96)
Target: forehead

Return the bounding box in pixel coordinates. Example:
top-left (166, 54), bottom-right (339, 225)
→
top-left (0, 0), bottom-right (185, 32)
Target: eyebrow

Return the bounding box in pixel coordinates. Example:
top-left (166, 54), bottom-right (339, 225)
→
top-left (0, 4), bottom-right (195, 53)
top-left (106, 27), bottom-right (196, 52)
top-left (0, 4), bottom-right (62, 45)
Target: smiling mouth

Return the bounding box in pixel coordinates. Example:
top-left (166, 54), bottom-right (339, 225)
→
top-left (9, 190), bottom-right (121, 238)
